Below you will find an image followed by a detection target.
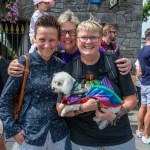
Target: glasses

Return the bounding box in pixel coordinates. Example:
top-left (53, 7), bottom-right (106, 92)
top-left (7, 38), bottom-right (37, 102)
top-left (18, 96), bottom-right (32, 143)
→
top-left (109, 30), bottom-right (116, 34)
top-left (60, 29), bottom-right (76, 36)
top-left (77, 36), bottom-right (100, 43)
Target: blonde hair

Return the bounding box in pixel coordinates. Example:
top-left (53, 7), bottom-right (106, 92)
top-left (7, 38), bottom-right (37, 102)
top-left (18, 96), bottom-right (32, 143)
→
top-left (103, 24), bottom-right (115, 36)
top-left (76, 19), bottom-right (103, 37)
top-left (57, 9), bottom-right (80, 27)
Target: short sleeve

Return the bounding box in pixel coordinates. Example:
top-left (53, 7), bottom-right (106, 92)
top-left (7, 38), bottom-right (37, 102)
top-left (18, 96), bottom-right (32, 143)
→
top-left (118, 73), bottom-right (136, 97)
top-left (135, 59), bottom-right (141, 70)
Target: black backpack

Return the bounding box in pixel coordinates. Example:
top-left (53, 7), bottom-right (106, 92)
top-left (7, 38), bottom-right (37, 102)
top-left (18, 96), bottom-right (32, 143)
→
top-left (72, 53), bottom-right (119, 84)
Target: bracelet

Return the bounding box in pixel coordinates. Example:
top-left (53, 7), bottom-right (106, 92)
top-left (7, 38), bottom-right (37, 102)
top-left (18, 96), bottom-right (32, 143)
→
top-left (74, 111), bottom-right (78, 116)
top-left (93, 98), bottom-right (101, 111)
top-left (79, 105), bottom-right (83, 112)
top-left (96, 100), bottom-right (101, 111)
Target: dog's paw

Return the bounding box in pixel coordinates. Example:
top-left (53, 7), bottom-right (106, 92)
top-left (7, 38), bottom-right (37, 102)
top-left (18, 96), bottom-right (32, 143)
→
top-left (93, 116), bottom-right (101, 123)
top-left (98, 120), bottom-right (110, 130)
top-left (61, 104), bottom-right (81, 117)
top-left (59, 103), bottom-right (65, 109)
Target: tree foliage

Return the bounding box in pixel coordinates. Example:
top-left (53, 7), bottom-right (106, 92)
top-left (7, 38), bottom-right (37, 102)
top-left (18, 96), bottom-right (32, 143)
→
top-left (143, 0), bottom-right (150, 22)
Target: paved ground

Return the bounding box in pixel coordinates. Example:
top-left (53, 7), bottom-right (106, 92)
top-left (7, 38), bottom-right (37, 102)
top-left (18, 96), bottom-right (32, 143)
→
top-left (5, 106), bottom-right (150, 150)
top-left (129, 108), bottom-right (150, 150)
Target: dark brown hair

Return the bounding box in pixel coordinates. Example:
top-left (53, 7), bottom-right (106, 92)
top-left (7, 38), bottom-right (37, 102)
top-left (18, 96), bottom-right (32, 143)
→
top-left (35, 15), bottom-right (60, 37)
top-left (145, 28), bottom-right (150, 40)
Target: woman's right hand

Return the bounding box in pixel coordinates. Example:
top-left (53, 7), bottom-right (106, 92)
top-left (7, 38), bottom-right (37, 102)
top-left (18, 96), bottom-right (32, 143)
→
top-left (82, 98), bottom-right (98, 112)
top-left (13, 130), bottom-right (24, 145)
top-left (8, 59), bottom-right (25, 77)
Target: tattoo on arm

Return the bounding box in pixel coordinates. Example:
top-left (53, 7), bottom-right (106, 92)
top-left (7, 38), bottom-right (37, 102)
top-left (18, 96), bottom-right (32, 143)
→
top-left (119, 105), bottom-right (129, 116)
top-left (112, 105), bottom-right (130, 125)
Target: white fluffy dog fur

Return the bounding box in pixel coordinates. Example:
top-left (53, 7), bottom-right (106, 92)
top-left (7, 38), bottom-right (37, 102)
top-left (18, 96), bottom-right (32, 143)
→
top-left (51, 71), bottom-right (121, 130)
top-left (51, 71), bottom-right (75, 97)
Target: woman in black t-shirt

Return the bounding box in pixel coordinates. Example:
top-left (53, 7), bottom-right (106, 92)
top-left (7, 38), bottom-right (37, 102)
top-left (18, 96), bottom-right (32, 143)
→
top-left (57, 19), bottom-right (137, 150)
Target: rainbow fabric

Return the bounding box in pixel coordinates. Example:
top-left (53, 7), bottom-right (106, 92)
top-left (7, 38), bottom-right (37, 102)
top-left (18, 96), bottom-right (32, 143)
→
top-left (86, 85), bottom-right (124, 107)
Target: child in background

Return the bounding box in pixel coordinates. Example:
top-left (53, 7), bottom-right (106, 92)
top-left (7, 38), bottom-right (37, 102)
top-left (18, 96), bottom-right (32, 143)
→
top-left (29, 0), bottom-right (55, 53)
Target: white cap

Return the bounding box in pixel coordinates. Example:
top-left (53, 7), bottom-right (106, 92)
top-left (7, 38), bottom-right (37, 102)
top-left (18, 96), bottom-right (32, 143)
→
top-left (33, 0), bottom-right (52, 5)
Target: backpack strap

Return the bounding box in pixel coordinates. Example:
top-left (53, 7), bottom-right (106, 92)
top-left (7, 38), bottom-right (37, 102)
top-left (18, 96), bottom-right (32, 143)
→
top-left (72, 54), bottom-right (118, 84)
top-left (104, 53), bottom-right (118, 83)
top-left (72, 56), bottom-right (83, 80)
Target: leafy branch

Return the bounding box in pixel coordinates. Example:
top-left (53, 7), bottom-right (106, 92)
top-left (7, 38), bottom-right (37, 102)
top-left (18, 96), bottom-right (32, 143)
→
top-left (143, 0), bottom-right (150, 22)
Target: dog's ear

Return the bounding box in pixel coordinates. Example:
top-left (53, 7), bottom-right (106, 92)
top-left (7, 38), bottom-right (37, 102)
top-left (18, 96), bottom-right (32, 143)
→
top-left (62, 76), bottom-right (75, 95)
top-left (53, 73), bottom-right (56, 77)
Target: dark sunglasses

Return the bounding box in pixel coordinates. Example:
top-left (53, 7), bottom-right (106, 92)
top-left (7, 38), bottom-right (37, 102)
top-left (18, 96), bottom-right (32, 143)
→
top-left (109, 30), bottom-right (116, 34)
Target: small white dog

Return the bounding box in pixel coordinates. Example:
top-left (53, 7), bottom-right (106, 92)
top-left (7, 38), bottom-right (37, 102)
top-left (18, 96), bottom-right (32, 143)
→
top-left (51, 71), bottom-right (122, 130)
top-left (51, 71), bottom-right (76, 97)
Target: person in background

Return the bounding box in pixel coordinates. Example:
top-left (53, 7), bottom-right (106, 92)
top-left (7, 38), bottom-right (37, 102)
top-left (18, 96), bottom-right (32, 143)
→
top-left (0, 56), bottom-right (8, 150)
top-left (57, 18), bottom-right (137, 150)
top-left (0, 15), bottom-right (68, 150)
top-left (29, 0), bottom-right (55, 53)
top-left (136, 28), bottom-right (150, 144)
top-left (135, 59), bottom-right (142, 108)
top-left (101, 24), bottom-right (117, 51)
top-left (102, 24), bottom-right (132, 75)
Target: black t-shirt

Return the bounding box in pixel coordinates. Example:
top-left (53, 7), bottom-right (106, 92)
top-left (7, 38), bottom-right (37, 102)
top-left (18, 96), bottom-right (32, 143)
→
top-left (106, 42), bottom-right (114, 51)
top-left (63, 53), bottom-right (136, 146)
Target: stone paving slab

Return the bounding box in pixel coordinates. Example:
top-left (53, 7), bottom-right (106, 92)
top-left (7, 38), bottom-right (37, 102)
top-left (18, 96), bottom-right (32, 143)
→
top-left (5, 108), bottom-right (150, 150)
top-left (129, 109), bottom-right (150, 150)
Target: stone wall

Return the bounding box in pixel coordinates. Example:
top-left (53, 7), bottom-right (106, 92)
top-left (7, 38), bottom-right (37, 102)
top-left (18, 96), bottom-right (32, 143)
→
top-left (18, 0), bottom-right (143, 64)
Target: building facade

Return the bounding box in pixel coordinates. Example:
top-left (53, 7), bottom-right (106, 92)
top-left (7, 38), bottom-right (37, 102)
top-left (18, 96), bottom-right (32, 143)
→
top-left (18, 0), bottom-right (143, 63)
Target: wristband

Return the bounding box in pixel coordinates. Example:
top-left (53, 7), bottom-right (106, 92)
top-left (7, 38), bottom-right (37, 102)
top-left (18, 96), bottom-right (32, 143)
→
top-left (93, 98), bottom-right (101, 111)
top-left (74, 111), bottom-right (78, 116)
top-left (79, 105), bottom-right (83, 112)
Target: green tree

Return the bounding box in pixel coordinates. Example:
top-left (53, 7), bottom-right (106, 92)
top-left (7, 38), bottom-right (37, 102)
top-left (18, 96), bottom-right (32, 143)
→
top-left (143, 0), bottom-right (150, 22)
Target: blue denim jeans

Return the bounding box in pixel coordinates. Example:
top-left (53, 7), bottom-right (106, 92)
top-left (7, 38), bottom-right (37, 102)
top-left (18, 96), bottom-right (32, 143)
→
top-left (65, 135), bottom-right (72, 150)
top-left (71, 138), bottom-right (136, 150)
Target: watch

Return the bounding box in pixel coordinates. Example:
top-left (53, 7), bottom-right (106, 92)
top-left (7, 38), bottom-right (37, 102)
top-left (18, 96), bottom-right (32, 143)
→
top-left (110, 0), bottom-right (118, 8)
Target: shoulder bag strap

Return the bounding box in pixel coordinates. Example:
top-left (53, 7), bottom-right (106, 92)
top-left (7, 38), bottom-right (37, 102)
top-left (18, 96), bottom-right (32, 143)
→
top-left (18, 55), bottom-right (29, 113)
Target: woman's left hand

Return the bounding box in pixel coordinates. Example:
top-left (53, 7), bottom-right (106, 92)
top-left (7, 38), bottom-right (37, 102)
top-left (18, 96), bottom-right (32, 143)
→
top-left (115, 58), bottom-right (132, 75)
top-left (13, 130), bottom-right (24, 145)
top-left (95, 108), bottom-right (116, 122)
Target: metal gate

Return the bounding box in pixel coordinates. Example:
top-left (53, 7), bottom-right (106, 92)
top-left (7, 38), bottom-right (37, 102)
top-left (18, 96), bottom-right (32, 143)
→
top-left (0, 20), bottom-right (30, 60)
